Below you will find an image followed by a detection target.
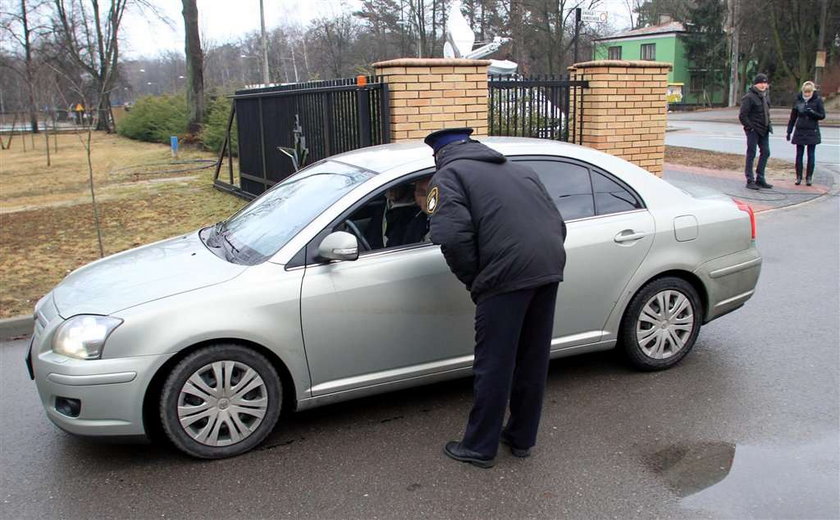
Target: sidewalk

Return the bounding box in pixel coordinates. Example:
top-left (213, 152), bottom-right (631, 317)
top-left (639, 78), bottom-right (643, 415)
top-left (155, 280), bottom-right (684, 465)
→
top-left (663, 162), bottom-right (837, 213)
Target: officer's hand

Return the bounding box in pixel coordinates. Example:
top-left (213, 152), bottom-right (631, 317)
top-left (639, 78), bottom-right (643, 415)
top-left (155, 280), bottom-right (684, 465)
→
top-left (786, 133), bottom-right (791, 141)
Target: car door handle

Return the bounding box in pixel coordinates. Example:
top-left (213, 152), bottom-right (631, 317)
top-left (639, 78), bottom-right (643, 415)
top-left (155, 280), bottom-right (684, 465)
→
top-left (614, 230), bottom-right (650, 243)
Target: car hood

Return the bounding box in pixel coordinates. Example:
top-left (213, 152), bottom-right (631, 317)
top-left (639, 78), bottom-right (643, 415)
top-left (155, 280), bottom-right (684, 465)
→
top-left (53, 231), bottom-right (247, 317)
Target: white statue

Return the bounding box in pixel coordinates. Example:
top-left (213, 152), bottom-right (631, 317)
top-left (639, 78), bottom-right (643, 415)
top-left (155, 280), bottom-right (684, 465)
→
top-left (443, 0), bottom-right (518, 76)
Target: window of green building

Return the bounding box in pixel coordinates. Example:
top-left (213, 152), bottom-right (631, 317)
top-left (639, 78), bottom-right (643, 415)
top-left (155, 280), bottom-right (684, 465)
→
top-left (608, 46), bottom-right (622, 59)
top-left (641, 43), bottom-right (656, 60)
top-left (689, 73), bottom-right (704, 93)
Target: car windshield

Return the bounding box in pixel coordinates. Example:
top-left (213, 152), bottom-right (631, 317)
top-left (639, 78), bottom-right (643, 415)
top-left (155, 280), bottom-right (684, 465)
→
top-left (207, 160), bottom-right (376, 264)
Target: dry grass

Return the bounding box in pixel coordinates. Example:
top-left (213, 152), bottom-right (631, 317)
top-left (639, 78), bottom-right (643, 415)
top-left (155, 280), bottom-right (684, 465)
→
top-left (1, 131), bottom-right (245, 318)
top-left (665, 145), bottom-right (793, 179)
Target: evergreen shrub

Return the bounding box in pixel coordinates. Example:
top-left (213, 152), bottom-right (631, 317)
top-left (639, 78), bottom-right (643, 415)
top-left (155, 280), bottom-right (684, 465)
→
top-left (117, 95), bottom-right (188, 143)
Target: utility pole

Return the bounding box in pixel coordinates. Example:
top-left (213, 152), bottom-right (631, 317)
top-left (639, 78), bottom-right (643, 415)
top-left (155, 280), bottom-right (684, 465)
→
top-left (815, 0), bottom-right (828, 88)
top-left (259, 0), bottom-right (270, 86)
top-left (727, 0), bottom-right (740, 107)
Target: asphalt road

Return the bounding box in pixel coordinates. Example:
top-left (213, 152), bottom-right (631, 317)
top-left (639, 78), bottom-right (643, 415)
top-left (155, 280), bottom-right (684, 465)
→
top-left (1, 195), bottom-right (838, 519)
top-left (666, 119), bottom-right (840, 163)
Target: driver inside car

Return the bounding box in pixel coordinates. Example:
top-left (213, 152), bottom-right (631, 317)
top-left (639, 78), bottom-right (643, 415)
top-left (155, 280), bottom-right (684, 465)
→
top-left (363, 183), bottom-right (419, 249)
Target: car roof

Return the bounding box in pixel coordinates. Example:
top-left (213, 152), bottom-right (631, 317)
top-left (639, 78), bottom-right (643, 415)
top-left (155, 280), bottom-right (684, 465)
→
top-left (329, 137), bottom-right (604, 175)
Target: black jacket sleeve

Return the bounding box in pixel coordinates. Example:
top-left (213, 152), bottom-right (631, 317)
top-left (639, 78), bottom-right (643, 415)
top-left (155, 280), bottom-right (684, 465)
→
top-left (787, 106), bottom-right (798, 135)
top-left (739, 95), bottom-right (753, 130)
top-left (808, 97), bottom-right (826, 121)
top-left (429, 169), bottom-right (479, 289)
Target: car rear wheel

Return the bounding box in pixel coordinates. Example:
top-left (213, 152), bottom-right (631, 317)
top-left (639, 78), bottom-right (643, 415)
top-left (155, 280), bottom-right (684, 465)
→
top-left (619, 277), bottom-right (702, 371)
top-left (160, 344), bottom-right (282, 458)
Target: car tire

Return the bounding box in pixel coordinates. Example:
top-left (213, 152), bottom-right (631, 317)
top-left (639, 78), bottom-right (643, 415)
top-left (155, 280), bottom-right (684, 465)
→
top-left (159, 344), bottom-right (282, 459)
top-left (618, 277), bottom-right (702, 371)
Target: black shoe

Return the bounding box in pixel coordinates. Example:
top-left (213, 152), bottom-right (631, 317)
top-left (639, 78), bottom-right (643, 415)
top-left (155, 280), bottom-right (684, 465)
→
top-left (746, 181), bottom-right (759, 190)
top-left (443, 441), bottom-right (495, 468)
top-left (806, 176), bottom-right (813, 186)
top-left (500, 435), bottom-right (531, 458)
top-left (756, 180), bottom-right (773, 189)
top-left (795, 177), bottom-right (802, 185)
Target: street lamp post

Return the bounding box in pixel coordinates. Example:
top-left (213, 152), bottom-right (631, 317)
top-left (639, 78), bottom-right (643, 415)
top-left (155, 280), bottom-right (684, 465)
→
top-left (259, 0), bottom-right (271, 86)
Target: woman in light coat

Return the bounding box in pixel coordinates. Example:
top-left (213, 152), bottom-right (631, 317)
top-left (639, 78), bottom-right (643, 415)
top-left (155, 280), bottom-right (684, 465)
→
top-left (786, 81), bottom-right (826, 186)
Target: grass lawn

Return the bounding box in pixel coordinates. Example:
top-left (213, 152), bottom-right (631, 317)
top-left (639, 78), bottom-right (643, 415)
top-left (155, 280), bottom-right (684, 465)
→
top-left (1, 131), bottom-right (246, 318)
top-left (1, 133), bottom-right (793, 319)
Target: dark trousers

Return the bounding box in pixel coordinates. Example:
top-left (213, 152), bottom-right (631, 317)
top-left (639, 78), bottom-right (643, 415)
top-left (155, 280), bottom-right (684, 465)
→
top-left (461, 282), bottom-right (559, 458)
top-left (795, 144), bottom-right (817, 179)
top-left (744, 129), bottom-right (771, 182)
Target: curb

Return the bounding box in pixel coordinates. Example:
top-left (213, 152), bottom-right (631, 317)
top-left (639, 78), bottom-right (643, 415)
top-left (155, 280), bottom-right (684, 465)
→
top-left (1, 315), bottom-right (34, 341)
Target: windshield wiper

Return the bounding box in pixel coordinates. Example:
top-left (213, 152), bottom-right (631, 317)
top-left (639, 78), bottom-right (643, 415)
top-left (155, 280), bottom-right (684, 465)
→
top-left (220, 231), bottom-right (240, 254)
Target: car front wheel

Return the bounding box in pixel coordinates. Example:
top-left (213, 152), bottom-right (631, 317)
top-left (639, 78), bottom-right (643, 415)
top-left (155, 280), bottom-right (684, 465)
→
top-left (619, 277), bottom-right (702, 371)
top-left (160, 344), bottom-right (282, 458)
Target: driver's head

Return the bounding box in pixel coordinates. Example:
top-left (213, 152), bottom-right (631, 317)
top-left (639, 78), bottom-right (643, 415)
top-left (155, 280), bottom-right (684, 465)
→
top-left (414, 177), bottom-right (432, 214)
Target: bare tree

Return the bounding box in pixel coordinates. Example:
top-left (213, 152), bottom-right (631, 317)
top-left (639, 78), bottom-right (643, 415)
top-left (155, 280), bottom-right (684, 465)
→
top-left (0, 0), bottom-right (48, 132)
top-left (181, 0), bottom-right (203, 135)
top-left (52, 0), bottom-right (130, 132)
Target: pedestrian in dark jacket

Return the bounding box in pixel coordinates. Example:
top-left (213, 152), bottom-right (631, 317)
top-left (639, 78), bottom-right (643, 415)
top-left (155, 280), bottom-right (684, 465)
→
top-left (786, 81), bottom-right (826, 186)
top-left (424, 127), bottom-right (567, 468)
top-left (739, 73), bottom-right (774, 190)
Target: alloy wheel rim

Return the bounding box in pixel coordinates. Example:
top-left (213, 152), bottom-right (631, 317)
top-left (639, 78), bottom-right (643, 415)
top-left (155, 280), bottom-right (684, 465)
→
top-left (636, 289), bottom-right (695, 360)
top-left (177, 360), bottom-right (269, 447)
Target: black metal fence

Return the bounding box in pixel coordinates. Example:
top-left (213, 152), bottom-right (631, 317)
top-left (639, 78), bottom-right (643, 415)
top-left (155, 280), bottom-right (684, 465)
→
top-left (488, 75), bottom-right (588, 144)
top-left (215, 76), bottom-right (390, 199)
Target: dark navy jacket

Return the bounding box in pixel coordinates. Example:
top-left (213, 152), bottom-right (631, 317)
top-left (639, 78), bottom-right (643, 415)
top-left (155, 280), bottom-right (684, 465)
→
top-left (428, 140), bottom-right (567, 303)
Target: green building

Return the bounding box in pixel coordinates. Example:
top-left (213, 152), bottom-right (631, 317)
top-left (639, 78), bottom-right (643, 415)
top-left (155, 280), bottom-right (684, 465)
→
top-left (593, 21), bottom-right (726, 106)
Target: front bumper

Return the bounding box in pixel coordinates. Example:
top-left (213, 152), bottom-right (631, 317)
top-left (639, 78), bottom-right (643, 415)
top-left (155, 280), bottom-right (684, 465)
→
top-left (32, 347), bottom-right (171, 438)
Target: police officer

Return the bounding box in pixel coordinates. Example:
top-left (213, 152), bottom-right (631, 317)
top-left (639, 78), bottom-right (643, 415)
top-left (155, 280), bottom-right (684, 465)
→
top-left (424, 128), bottom-right (567, 468)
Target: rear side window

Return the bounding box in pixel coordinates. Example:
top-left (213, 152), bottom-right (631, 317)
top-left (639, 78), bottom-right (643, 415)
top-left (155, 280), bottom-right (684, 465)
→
top-left (520, 160), bottom-right (595, 220)
top-left (592, 170), bottom-right (643, 214)
top-left (517, 159), bottom-right (643, 220)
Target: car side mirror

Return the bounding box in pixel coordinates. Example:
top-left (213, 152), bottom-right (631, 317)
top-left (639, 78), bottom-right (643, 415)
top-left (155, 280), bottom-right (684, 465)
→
top-left (318, 231), bottom-right (359, 262)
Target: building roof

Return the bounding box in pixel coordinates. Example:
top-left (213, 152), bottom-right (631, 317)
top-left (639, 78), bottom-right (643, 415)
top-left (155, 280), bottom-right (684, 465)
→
top-left (595, 21), bottom-right (686, 42)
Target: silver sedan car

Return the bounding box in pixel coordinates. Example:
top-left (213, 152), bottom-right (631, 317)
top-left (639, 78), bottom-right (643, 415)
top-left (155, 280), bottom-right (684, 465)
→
top-left (28, 138), bottom-right (762, 458)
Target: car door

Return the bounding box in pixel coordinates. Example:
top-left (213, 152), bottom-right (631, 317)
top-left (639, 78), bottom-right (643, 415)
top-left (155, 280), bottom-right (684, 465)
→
top-left (298, 179), bottom-right (475, 396)
top-left (515, 158), bottom-right (655, 350)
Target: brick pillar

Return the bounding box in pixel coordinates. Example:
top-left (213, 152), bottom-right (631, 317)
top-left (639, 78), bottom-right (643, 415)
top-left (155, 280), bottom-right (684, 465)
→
top-left (373, 58), bottom-right (491, 141)
top-left (569, 60), bottom-right (672, 176)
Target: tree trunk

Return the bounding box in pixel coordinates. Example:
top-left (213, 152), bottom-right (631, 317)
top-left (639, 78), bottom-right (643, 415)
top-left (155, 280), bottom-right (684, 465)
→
top-left (21, 0), bottom-right (39, 133)
top-left (182, 0), bottom-right (205, 135)
top-left (95, 91), bottom-right (112, 132)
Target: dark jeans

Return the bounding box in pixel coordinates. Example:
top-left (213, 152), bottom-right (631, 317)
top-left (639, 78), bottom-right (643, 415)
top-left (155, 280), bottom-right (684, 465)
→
top-left (795, 144), bottom-right (817, 178)
top-left (461, 282), bottom-right (559, 458)
top-left (744, 129), bottom-right (771, 182)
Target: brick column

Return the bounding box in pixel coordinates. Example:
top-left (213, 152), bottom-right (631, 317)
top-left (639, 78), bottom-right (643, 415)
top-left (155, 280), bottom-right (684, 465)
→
top-left (569, 60), bottom-right (672, 176)
top-left (373, 58), bottom-right (491, 141)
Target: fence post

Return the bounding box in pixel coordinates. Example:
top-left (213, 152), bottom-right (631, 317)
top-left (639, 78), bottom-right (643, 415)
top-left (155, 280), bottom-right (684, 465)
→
top-left (569, 60), bottom-right (672, 176)
top-left (373, 58), bottom-right (491, 142)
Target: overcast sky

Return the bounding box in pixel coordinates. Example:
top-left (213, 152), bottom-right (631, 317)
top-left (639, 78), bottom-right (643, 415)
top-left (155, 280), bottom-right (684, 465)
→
top-left (122, 0), bottom-right (632, 59)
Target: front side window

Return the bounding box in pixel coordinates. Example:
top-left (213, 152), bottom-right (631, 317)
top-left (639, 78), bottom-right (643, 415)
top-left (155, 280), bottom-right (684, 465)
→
top-left (608, 46), bottom-right (622, 60)
top-left (337, 176), bottom-right (433, 253)
top-left (641, 43), bottom-right (656, 60)
top-left (208, 160), bottom-right (376, 264)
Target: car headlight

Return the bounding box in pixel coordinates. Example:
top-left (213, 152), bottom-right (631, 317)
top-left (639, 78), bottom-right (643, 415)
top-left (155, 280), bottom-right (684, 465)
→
top-left (52, 315), bottom-right (123, 360)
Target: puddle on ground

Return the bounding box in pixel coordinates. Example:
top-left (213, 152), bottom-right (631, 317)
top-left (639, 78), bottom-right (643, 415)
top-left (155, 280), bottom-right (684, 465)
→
top-left (646, 436), bottom-right (838, 518)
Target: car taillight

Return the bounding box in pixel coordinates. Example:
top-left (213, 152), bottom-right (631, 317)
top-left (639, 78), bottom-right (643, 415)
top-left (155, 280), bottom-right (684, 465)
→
top-left (732, 198), bottom-right (756, 240)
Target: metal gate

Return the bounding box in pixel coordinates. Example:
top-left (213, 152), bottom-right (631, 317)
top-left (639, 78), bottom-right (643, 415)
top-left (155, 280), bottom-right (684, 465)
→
top-left (488, 75), bottom-right (588, 144)
top-left (214, 77), bottom-right (390, 199)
